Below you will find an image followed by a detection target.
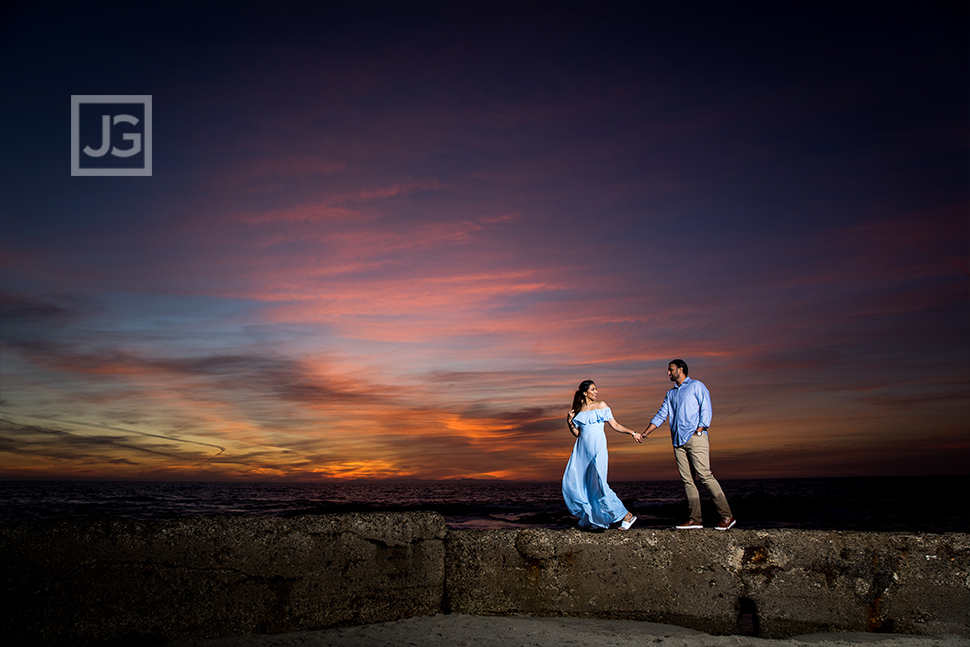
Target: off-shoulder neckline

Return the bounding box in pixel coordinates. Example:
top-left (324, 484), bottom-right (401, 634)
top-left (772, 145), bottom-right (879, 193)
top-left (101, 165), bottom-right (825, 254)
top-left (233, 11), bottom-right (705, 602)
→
top-left (576, 403), bottom-right (611, 414)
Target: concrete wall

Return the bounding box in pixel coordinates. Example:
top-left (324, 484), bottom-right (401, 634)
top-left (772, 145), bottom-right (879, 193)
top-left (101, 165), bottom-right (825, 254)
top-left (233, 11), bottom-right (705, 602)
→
top-left (2, 513), bottom-right (967, 646)
top-left (1, 514), bottom-right (446, 646)
top-left (446, 527), bottom-right (970, 638)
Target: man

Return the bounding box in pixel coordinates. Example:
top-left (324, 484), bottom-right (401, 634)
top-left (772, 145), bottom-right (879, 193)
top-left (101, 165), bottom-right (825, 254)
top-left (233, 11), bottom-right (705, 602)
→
top-left (636, 360), bottom-right (735, 530)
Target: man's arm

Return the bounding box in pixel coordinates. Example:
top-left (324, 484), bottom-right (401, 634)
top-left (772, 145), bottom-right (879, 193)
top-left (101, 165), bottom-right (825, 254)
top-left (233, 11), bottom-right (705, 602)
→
top-left (650, 393), bottom-right (670, 428)
top-left (635, 395), bottom-right (669, 441)
top-left (696, 382), bottom-right (712, 431)
top-left (635, 422), bottom-right (659, 442)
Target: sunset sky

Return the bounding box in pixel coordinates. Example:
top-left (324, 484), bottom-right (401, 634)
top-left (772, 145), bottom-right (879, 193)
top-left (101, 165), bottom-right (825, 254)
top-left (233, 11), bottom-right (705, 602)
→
top-left (1, 1), bottom-right (967, 482)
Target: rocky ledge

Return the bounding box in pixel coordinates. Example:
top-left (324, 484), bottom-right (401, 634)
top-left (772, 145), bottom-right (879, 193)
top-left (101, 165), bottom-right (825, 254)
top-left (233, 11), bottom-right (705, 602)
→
top-left (1, 514), bottom-right (967, 646)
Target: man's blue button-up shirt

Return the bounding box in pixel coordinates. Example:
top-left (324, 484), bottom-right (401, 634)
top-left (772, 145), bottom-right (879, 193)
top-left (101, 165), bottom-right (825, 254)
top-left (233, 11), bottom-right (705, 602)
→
top-left (650, 377), bottom-right (713, 447)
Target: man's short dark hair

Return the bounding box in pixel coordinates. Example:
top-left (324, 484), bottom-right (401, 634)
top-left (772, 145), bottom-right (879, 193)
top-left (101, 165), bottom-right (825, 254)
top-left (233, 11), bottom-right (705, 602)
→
top-left (669, 359), bottom-right (689, 375)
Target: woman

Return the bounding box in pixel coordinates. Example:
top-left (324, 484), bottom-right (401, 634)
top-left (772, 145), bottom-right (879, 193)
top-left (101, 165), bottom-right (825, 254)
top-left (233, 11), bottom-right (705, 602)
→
top-left (562, 380), bottom-right (640, 530)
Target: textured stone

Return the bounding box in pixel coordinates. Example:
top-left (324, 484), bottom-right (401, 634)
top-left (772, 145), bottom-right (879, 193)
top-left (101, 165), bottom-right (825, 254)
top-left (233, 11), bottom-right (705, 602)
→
top-left (2, 516), bottom-right (967, 646)
top-left (1, 513), bottom-right (447, 646)
top-left (445, 528), bottom-right (970, 639)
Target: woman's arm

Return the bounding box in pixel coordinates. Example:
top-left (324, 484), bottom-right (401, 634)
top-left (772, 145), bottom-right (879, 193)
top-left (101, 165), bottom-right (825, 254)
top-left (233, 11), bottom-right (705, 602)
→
top-left (566, 411), bottom-right (579, 438)
top-left (607, 417), bottom-right (641, 442)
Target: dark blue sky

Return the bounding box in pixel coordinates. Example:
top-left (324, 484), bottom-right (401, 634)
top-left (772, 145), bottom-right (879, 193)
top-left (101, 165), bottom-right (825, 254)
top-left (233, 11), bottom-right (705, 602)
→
top-left (1, 1), bottom-right (967, 481)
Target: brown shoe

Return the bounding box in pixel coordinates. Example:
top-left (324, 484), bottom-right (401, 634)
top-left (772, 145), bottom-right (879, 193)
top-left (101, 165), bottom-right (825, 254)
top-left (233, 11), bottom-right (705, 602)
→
top-left (675, 520), bottom-right (703, 529)
top-left (716, 516), bottom-right (736, 531)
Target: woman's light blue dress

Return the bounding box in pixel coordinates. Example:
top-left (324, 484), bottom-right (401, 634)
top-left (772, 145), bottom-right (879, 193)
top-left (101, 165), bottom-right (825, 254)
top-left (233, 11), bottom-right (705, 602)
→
top-left (562, 406), bottom-right (630, 529)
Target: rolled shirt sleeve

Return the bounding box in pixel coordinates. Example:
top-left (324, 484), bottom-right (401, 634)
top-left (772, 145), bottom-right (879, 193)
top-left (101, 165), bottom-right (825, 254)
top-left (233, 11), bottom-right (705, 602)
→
top-left (649, 394), bottom-right (670, 429)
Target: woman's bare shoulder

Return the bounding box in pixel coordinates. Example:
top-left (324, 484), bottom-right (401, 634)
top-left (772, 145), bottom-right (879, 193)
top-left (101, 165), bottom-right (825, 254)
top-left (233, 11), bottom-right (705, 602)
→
top-left (592, 401), bottom-right (609, 410)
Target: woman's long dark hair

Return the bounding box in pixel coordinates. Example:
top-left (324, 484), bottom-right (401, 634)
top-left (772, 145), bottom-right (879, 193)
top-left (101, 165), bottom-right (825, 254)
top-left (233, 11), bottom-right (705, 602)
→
top-left (571, 380), bottom-right (595, 414)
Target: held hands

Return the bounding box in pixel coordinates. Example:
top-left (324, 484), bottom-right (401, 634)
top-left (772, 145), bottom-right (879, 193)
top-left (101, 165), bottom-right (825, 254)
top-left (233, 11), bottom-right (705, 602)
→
top-left (633, 428), bottom-right (654, 443)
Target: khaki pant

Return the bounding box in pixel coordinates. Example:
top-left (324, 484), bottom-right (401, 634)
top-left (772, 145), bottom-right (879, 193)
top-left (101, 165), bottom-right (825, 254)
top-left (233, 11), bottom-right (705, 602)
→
top-left (673, 432), bottom-right (732, 522)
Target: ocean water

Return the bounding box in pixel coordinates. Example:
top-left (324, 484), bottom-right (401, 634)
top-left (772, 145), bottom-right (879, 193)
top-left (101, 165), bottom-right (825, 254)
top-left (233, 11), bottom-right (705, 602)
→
top-left (0, 476), bottom-right (965, 533)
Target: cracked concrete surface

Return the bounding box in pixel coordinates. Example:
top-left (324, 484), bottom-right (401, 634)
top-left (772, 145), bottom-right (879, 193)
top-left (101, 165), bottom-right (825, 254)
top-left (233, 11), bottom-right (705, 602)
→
top-left (2, 514), bottom-right (967, 646)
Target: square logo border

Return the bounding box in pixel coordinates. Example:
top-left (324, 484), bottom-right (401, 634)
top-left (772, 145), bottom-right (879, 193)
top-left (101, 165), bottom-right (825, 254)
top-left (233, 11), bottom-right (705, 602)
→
top-left (71, 95), bottom-right (152, 176)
